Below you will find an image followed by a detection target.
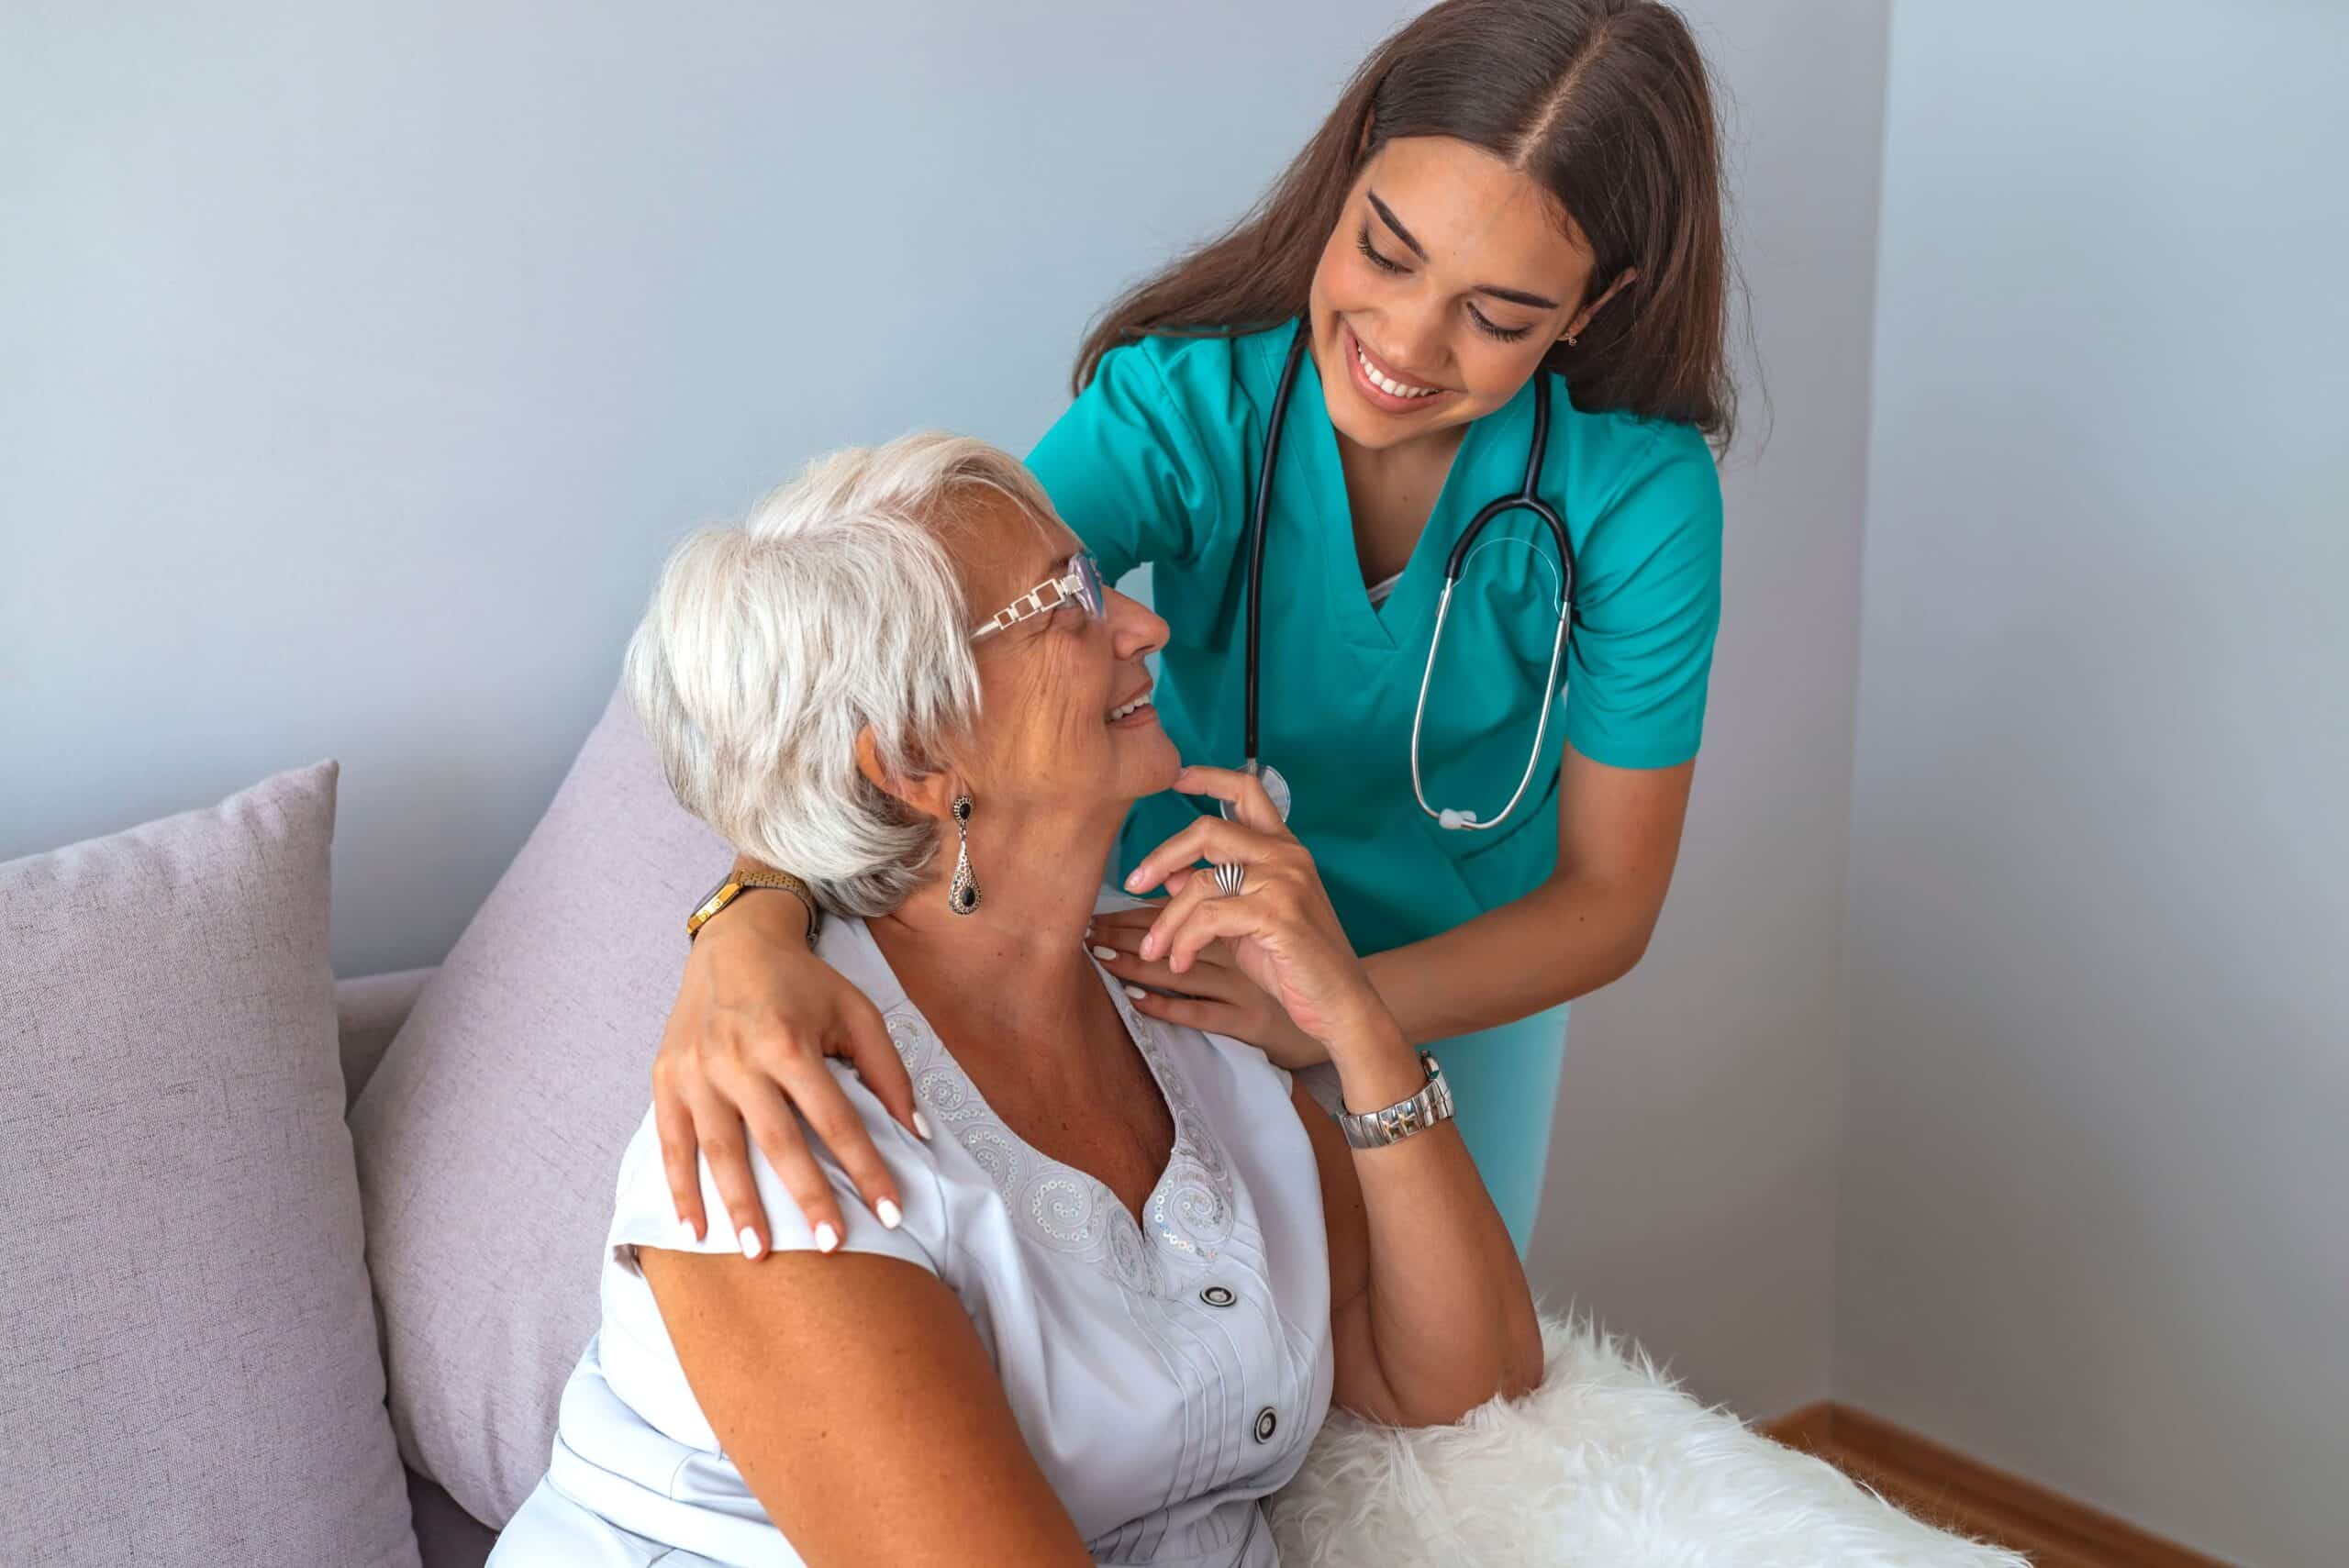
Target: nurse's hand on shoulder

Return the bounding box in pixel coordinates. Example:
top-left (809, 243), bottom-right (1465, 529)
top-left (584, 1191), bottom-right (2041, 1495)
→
top-left (1118, 765), bottom-right (1392, 1058)
top-left (652, 888), bottom-right (922, 1260)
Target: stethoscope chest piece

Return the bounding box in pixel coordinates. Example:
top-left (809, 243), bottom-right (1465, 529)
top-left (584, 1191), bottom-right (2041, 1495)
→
top-left (1219, 761), bottom-right (1293, 826)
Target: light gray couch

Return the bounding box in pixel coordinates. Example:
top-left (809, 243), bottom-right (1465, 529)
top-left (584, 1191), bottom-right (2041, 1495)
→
top-left (339, 967), bottom-right (499, 1568)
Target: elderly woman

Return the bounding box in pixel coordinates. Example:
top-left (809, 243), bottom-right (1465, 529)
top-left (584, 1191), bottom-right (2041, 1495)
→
top-left (491, 433), bottom-right (1542, 1567)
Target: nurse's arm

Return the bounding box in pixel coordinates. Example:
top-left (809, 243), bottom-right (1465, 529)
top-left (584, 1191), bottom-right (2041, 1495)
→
top-left (1362, 747), bottom-right (1693, 1043)
top-left (639, 1245), bottom-right (1096, 1567)
top-left (651, 870), bottom-right (928, 1260)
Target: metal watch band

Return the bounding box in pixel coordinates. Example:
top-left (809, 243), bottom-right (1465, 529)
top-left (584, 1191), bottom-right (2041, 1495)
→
top-left (1334, 1051), bottom-right (1456, 1149)
top-left (685, 870), bottom-right (821, 949)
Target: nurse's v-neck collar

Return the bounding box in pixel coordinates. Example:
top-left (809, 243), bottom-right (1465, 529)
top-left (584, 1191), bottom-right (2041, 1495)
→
top-left (831, 914), bottom-right (1228, 1266)
top-left (1255, 318), bottom-right (1543, 657)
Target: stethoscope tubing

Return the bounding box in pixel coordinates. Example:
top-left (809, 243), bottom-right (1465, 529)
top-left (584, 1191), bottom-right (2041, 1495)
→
top-left (1240, 315), bottom-right (1576, 832)
top-left (1242, 317), bottom-right (1314, 773)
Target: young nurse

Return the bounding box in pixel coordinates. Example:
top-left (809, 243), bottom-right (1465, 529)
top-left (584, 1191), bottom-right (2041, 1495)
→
top-left (650, 0), bottom-right (1735, 1259)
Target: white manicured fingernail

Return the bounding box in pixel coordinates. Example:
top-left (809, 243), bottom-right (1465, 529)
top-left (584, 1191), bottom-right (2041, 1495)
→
top-left (913, 1109), bottom-right (933, 1140)
top-left (876, 1198), bottom-right (902, 1229)
top-left (814, 1222), bottom-right (841, 1253)
top-left (739, 1227), bottom-right (764, 1261)
top-left (1091, 945), bottom-right (1117, 961)
top-left (679, 1218), bottom-right (697, 1245)
top-left (1125, 984), bottom-right (1146, 1000)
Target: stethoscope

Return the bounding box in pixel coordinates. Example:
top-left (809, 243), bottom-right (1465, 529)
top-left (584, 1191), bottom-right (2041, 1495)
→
top-left (1224, 317), bottom-right (1575, 836)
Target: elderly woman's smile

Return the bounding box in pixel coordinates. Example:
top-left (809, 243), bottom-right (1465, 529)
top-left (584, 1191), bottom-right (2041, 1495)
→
top-left (957, 507), bottom-right (1183, 844)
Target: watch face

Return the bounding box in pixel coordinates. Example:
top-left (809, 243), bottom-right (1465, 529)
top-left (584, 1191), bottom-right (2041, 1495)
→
top-left (686, 876), bottom-right (743, 938)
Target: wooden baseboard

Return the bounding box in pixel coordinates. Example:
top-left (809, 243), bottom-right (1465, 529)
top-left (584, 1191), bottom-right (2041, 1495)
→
top-left (1759, 1402), bottom-right (2234, 1567)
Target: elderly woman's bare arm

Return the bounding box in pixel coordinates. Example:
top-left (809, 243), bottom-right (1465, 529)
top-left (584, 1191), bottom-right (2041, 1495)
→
top-left (1292, 1066), bottom-right (1545, 1428)
top-left (640, 1248), bottom-right (1095, 1568)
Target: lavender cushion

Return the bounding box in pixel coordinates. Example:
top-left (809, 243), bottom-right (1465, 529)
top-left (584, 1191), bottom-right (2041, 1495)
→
top-left (0, 762), bottom-right (418, 1568)
top-left (337, 967), bottom-right (438, 1109)
top-left (350, 687), bottom-right (729, 1525)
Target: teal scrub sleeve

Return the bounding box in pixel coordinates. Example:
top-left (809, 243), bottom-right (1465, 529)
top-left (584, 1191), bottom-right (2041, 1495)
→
top-left (1561, 426), bottom-right (1725, 769)
top-left (1025, 337), bottom-right (1233, 584)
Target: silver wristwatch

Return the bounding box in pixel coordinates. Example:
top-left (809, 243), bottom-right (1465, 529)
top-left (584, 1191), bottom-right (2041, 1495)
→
top-left (1334, 1051), bottom-right (1456, 1149)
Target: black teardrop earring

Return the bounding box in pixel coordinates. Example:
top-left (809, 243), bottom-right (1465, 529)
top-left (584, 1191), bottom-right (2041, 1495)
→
top-left (948, 795), bottom-right (980, 916)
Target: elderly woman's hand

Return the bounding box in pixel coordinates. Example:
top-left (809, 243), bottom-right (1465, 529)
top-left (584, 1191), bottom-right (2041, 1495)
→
top-left (1084, 909), bottom-right (1330, 1071)
top-left (1117, 765), bottom-right (1391, 1053)
top-left (653, 888), bottom-right (926, 1258)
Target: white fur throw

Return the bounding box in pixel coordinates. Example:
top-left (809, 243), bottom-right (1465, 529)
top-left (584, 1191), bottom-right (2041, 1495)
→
top-left (1267, 1315), bottom-right (2030, 1568)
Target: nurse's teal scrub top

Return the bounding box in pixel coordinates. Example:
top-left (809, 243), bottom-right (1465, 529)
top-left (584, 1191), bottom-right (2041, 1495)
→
top-left (1025, 319), bottom-right (1723, 1257)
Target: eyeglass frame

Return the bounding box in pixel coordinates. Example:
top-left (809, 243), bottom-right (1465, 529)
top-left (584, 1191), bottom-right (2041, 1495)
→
top-left (969, 552), bottom-right (1108, 642)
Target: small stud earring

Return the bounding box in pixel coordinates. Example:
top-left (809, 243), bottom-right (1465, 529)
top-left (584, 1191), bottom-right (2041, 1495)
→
top-left (1563, 328), bottom-right (1579, 347)
top-left (948, 795), bottom-right (980, 916)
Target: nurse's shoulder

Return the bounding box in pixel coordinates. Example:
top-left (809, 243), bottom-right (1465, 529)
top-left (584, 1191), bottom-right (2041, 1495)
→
top-left (1546, 384), bottom-right (1721, 555)
top-left (1545, 387), bottom-right (1725, 770)
top-left (1095, 323), bottom-right (1291, 425)
top-left (1550, 380), bottom-right (1719, 520)
top-left (1026, 327), bottom-right (1287, 579)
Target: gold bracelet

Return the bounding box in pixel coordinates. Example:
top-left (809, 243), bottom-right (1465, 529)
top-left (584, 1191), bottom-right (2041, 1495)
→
top-left (685, 868), bottom-right (821, 949)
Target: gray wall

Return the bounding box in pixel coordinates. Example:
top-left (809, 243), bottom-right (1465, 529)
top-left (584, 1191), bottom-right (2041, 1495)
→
top-left (0, 0), bottom-right (1401, 973)
top-left (3, 0), bottom-right (1885, 1437)
top-left (1838, 3), bottom-right (2348, 1562)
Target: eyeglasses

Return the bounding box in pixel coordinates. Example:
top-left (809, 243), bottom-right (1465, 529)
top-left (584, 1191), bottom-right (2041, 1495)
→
top-left (969, 552), bottom-right (1107, 642)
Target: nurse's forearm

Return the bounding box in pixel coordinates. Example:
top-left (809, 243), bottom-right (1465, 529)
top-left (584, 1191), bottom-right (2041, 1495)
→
top-left (721, 854), bottom-right (814, 940)
top-left (1361, 873), bottom-right (1657, 1044)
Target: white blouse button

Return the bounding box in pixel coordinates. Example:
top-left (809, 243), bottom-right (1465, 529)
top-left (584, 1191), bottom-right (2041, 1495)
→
top-left (1199, 1284), bottom-right (1237, 1307)
top-left (1252, 1407), bottom-right (1278, 1443)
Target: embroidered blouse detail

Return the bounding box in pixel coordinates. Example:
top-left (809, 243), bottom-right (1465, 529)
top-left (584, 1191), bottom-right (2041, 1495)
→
top-left (882, 972), bottom-right (1239, 1296)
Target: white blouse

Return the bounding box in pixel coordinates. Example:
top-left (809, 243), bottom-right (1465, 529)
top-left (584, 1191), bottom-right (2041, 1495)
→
top-left (493, 898), bottom-right (1336, 1567)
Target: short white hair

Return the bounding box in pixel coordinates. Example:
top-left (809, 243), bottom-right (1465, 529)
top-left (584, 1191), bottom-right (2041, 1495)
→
top-left (623, 431), bottom-right (1060, 917)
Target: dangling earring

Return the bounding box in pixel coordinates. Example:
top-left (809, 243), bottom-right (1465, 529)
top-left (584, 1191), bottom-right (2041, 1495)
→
top-left (947, 795), bottom-right (980, 916)
top-left (1562, 328), bottom-right (1580, 348)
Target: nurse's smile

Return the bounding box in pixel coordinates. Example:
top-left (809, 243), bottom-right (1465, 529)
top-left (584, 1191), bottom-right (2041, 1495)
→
top-left (1342, 320), bottom-right (1456, 414)
top-left (1308, 138), bottom-right (1607, 455)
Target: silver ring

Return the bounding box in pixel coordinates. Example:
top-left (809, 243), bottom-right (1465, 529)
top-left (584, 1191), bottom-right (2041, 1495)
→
top-left (1212, 861), bottom-right (1247, 897)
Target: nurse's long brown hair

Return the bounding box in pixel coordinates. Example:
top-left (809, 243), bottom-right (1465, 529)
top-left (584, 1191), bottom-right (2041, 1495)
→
top-left (1073, 0), bottom-right (1738, 446)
